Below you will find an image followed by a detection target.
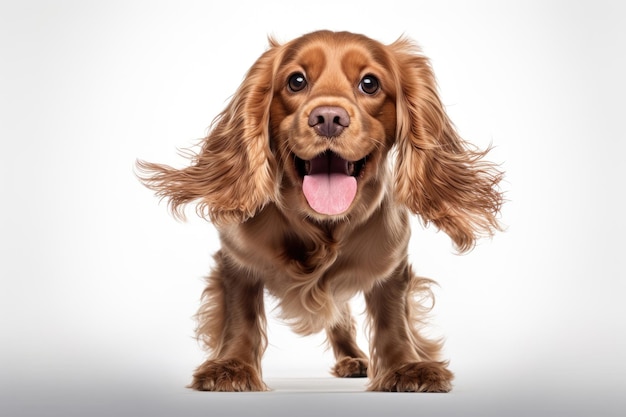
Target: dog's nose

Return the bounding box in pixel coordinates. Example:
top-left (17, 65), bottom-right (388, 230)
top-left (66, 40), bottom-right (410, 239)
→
top-left (308, 106), bottom-right (350, 138)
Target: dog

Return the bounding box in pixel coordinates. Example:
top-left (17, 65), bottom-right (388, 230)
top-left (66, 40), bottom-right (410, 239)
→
top-left (136, 30), bottom-right (503, 392)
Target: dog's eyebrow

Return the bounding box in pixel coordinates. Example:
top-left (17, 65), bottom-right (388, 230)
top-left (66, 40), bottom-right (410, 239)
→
top-left (279, 44), bottom-right (300, 67)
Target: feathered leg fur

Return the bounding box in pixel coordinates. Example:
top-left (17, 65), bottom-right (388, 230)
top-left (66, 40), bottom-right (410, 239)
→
top-left (365, 261), bottom-right (453, 392)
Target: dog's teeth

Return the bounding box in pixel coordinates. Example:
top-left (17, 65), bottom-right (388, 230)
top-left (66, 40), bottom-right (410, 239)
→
top-left (346, 161), bottom-right (355, 176)
top-left (304, 160), bottom-right (311, 175)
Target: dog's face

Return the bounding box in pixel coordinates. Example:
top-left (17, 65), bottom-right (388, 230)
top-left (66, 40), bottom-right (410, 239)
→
top-left (269, 32), bottom-right (398, 219)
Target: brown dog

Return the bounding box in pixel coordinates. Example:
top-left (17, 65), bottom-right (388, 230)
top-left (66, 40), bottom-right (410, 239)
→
top-left (137, 30), bottom-right (503, 392)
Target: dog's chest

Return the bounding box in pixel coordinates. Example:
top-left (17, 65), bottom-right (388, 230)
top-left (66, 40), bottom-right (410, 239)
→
top-left (281, 234), bottom-right (339, 275)
top-left (275, 229), bottom-right (394, 294)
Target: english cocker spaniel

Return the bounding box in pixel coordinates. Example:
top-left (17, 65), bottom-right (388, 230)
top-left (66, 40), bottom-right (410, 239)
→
top-left (137, 30), bottom-right (503, 392)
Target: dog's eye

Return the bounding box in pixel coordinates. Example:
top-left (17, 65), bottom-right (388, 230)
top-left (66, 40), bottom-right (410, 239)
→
top-left (288, 72), bottom-right (307, 92)
top-left (359, 75), bottom-right (380, 95)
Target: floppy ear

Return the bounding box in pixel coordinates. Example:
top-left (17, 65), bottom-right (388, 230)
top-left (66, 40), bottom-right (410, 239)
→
top-left (390, 38), bottom-right (504, 252)
top-left (136, 39), bottom-right (282, 225)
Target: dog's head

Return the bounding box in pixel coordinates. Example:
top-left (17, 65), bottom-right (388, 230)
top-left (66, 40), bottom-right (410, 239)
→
top-left (270, 31), bottom-right (397, 222)
top-left (137, 30), bottom-right (502, 252)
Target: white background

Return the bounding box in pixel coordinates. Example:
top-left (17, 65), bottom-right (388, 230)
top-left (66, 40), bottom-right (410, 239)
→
top-left (1, 1), bottom-right (625, 416)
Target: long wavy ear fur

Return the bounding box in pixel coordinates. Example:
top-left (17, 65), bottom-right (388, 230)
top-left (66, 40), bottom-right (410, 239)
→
top-left (136, 41), bottom-right (281, 224)
top-left (390, 38), bottom-right (504, 252)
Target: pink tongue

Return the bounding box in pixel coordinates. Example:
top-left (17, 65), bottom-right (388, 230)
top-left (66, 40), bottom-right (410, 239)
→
top-left (303, 173), bottom-right (357, 215)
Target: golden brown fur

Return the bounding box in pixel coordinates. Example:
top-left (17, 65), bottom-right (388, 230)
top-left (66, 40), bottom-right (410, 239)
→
top-left (136, 30), bottom-right (503, 392)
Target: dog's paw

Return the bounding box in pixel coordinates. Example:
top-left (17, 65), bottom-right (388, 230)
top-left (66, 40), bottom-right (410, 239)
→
top-left (368, 361), bottom-right (453, 392)
top-left (332, 356), bottom-right (369, 378)
top-left (189, 359), bottom-right (268, 392)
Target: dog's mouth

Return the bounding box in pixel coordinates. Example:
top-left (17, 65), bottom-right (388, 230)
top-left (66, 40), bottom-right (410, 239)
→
top-left (295, 151), bottom-right (366, 178)
top-left (294, 151), bottom-right (367, 215)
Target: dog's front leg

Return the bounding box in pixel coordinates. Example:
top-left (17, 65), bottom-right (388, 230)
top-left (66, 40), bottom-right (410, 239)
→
top-left (365, 260), bottom-right (453, 392)
top-left (189, 250), bottom-right (268, 391)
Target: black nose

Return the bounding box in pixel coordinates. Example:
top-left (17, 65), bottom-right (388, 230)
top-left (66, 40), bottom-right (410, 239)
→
top-left (308, 106), bottom-right (350, 138)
